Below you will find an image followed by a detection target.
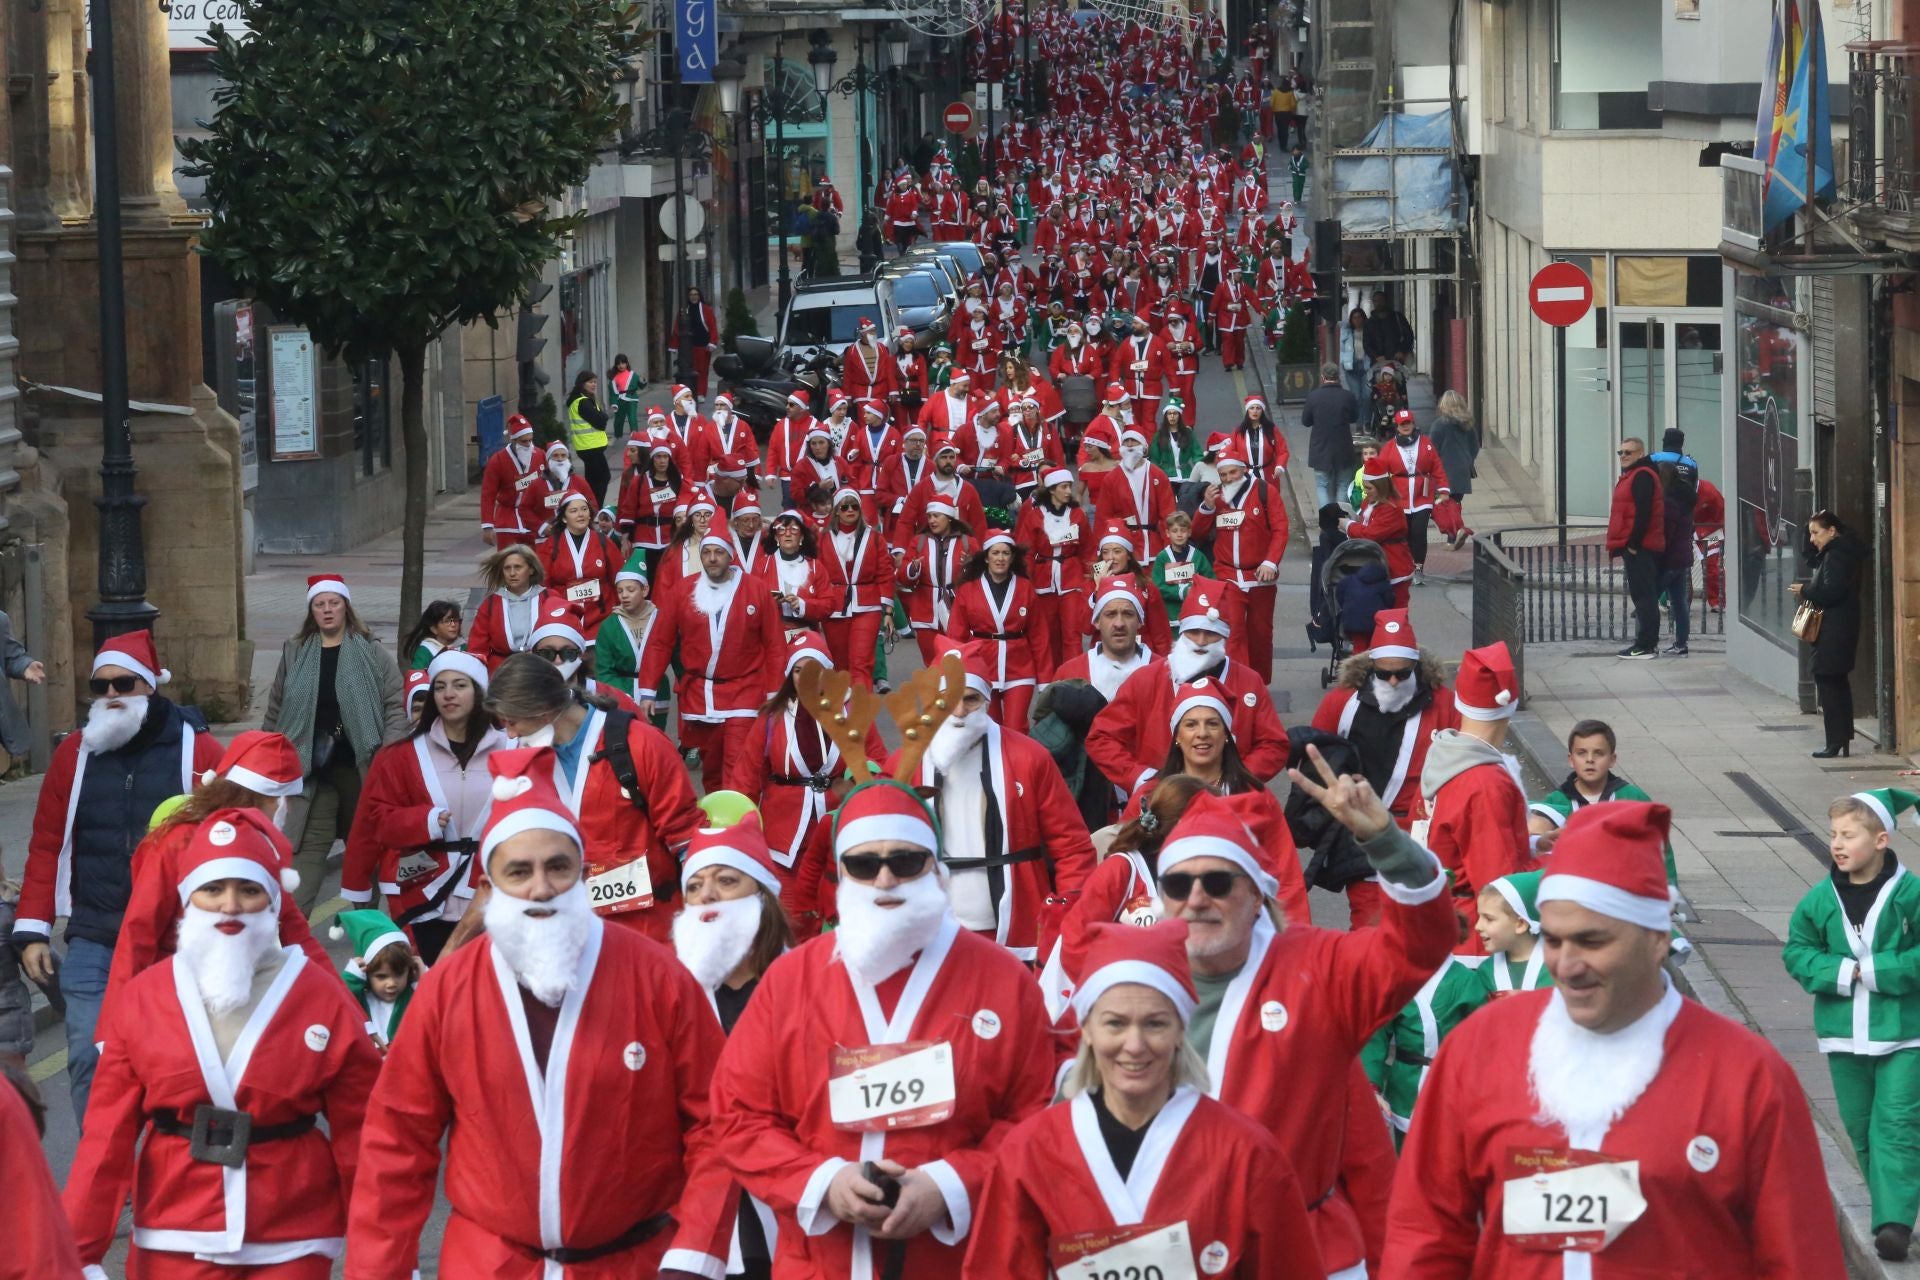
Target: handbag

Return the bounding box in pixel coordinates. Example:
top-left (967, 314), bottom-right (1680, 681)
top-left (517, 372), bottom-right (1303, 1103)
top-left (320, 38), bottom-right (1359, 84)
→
top-left (1792, 601), bottom-right (1823, 643)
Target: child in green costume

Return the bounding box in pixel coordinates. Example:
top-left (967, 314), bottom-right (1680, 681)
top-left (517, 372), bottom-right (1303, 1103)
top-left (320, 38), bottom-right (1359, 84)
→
top-left (1149, 510), bottom-right (1213, 625)
top-left (1536, 719), bottom-right (1678, 885)
top-left (593, 569), bottom-right (671, 732)
top-left (1784, 788), bottom-right (1920, 1262)
top-left (1474, 869), bottom-right (1552, 998)
top-left (331, 909), bottom-right (419, 1050)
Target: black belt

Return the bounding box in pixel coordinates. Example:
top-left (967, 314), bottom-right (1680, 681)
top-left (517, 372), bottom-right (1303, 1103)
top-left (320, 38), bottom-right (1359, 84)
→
top-left (770, 773), bottom-right (834, 792)
top-left (942, 846), bottom-right (1043, 871)
top-left (1396, 1048), bottom-right (1433, 1067)
top-left (150, 1106), bottom-right (316, 1167)
top-left (982, 630), bottom-right (1026, 641)
top-left (522, 1212), bottom-right (676, 1265)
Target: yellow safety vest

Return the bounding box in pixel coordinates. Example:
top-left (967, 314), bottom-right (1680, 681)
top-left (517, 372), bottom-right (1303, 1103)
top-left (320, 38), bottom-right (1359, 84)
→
top-left (568, 394), bottom-right (608, 452)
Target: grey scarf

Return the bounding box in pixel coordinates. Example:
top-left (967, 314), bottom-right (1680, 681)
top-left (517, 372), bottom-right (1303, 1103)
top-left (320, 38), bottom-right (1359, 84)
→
top-left (278, 634), bottom-right (391, 773)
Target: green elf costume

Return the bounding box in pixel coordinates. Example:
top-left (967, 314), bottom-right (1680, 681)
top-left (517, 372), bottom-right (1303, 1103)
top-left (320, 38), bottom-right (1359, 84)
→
top-left (930, 344), bottom-right (955, 392)
top-left (1783, 787), bottom-right (1920, 1252)
top-left (1361, 949), bottom-right (1489, 1150)
top-left (1536, 771), bottom-right (1679, 886)
top-left (593, 567), bottom-right (671, 731)
top-left (1150, 539), bottom-right (1213, 626)
top-left (1147, 396), bottom-right (1206, 485)
top-left (1475, 869), bottom-right (1553, 999)
top-left (1011, 186), bottom-right (1036, 244)
top-left (331, 908), bottom-right (417, 1049)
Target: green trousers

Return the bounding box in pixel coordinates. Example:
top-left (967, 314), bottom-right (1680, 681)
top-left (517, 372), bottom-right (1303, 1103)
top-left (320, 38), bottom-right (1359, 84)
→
top-left (1830, 1049), bottom-right (1920, 1229)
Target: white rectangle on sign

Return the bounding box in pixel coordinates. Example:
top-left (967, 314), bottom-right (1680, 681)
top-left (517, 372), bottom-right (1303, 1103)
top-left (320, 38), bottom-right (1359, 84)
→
top-left (1534, 287), bottom-right (1587, 302)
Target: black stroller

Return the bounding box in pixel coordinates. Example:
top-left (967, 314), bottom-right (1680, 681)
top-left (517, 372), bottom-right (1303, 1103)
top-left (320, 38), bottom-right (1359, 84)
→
top-left (1312, 535), bottom-right (1392, 688)
top-left (1368, 359), bottom-right (1409, 437)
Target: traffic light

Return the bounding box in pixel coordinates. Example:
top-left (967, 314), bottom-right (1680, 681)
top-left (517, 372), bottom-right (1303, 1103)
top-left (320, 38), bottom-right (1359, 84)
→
top-left (516, 310), bottom-right (550, 414)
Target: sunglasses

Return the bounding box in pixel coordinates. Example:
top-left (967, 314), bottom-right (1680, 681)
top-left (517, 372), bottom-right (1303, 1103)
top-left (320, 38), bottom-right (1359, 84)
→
top-left (88, 675), bottom-right (143, 696)
top-left (1159, 869), bottom-right (1245, 901)
top-left (1374, 666), bottom-right (1416, 683)
top-left (840, 849), bottom-right (933, 883)
top-left (534, 646), bottom-right (583, 664)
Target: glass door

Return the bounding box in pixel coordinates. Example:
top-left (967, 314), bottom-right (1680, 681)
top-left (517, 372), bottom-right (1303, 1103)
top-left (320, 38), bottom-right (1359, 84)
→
top-left (1615, 313), bottom-right (1669, 452)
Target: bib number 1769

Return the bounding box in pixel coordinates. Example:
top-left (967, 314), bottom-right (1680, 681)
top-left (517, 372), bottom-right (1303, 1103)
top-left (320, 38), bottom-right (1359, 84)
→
top-left (857, 1077), bottom-right (926, 1111)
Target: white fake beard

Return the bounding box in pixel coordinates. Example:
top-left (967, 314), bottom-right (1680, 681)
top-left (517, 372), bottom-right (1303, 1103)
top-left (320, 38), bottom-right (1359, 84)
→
top-left (1527, 989), bottom-right (1668, 1142)
top-left (550, 459), bottom-right (572, 481)
top-left (1371, 674), bottom-right (1419, 714)
top-left (1067, 333), bottom-right (1084, 348)
top-left (81, 695), bottom-right (149, 752)
top-left (673, 894), bottom-right (765, 990)
top-left (1169, 635), bottom-right (1225, 683)
top-left (175, 904), bottom-right (282, 1016)
top-left (835, 873), bottom-right (951, 985)
top-left (1120, 446), bottom-right (1146, 470)
top-left (484, 880), bottom-right (594, 1008)
top-left (928, 710), bottom-right (989, 776)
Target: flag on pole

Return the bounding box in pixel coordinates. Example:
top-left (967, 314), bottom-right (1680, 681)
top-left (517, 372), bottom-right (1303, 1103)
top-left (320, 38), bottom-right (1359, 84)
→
top-left (1756, 0), bottom-right (1789, 160)
top-left (1763, 0), bottom-right (1835, 231)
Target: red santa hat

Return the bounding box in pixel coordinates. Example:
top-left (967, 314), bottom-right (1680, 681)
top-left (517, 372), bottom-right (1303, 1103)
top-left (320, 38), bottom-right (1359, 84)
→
top-left (1178, 578), bottom-right (1232, 637)
top-left (177, 807), bottom-right (301, 904)
top-left (835, 778), bottom-right (940, 858)
top-left (1071, 919), bottom-right (1198, 1024)
top-left (481, 747), bottom-right (582, 864)
top-left (1120, 427), bottom-right (1148, 447)
top-left (804, 425), bottom-right (832, 444)
top-left (786, 390), bottom-right (811, 410)
top-left (1168, 679), bottom-right (1235, 734)
top-left (932, 435), bottom-right (962, 458)
top-left (713, 392), bottom-right (734, 411)
top-left (1204, 430), bottom-right (1235, 457)
top-left (904, 424), bottom-right (928, 441)
top-left (1215, 437), bottom-right (1252, 471)
top-left (404, 669), bottom-right (431, 709)
top-left (547, 440), bottom-right (572, 459)
top-left (93, 628), bottom-right (170, 688)
top-left (827, 389), bottom-right (851, 412)
top-left (1360, 454), bottom-right (1393, 483)
top-left (682, 812), bottom-right (784, 896)
top-left (785, 630), bottom-right (834, 676)
top-left (687, 494), bottom-right (718, 518)
top-left (981, 531), bottom-right (1016, 553)
top-left (1103, 382), bottom-right (1131, 404)
top-left (1157, 790), bottom-right (1280, 899)
top-left (201, 730), bottom-right (303, 797)
top-left (948, 369), bottom-right (973, 386)
top-left (1453, 641), bottom-right (1519, 721)
top-left (528, 602), bottom-right (587, 650)
top-left (1089, 580), bottom-right (1145, 620)
top-left (861, 398), bottom-right (888, 422)
top-left (699, 534), bottom-right (737, 556)
top-left (427, 648), bottom-right (490, 693)
top-left (673, 383), bottom-right (695, 404)
top-left (305, 574), bottom-right (351, 605)
top-left (1041, 467), bottom-right (1074, 489)
top-left (831, 485), bottom-right (864, 510)
top-left (856, 315), bottom-right (877, 333)
top-left (1097, 522), bottom-right (1134, 553)
top-left (1537, 801), bottom-right (1675, 933)
top-left (1366, 609), bottom-right (1419, 662)
top-left (925, 498), bottom-right (960, 520)
top-left (507, 415), bottom-right (535, 442)
top-left (647, 408), bottom-right (669, 425)
top-left (1243, 393), bottom-right (1266, 414)
top-left (937, 639), bottom-right (996, 701)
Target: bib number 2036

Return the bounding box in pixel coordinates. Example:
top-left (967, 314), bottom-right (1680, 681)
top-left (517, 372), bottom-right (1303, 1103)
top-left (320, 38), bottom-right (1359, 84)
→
top-left (586, 858), bottom-right (654, 914)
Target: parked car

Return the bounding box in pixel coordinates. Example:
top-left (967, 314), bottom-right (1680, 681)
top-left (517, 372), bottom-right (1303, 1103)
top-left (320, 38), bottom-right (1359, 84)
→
top-left (899, 245), bottom-right (968, 296)
top-left (878, 263), bottom-right (953, 346)
top-left (778, 274), bottom-right (895, 359)
top-left (920, 240), bottom-right (985, 284)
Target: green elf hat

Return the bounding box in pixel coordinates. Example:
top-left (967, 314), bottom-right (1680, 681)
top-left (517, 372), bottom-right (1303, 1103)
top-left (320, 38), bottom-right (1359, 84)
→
top-left (697, 790), bottom-right (762, 828)
top-left (1528, 797), bottom-right (1571, 829)
top-left (1488, 870), bottom-right (1544, 934)
top-left (328, 909), bottom-right (412, 968)
top-left (1852, 788), bottom-right (1920, 834)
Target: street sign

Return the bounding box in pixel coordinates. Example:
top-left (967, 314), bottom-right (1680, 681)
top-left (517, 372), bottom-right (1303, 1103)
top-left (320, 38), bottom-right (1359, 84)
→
top-left (657, 243), bottom-right (710, 262)
top-left (1529, 261), bottom-right (1594, 328)
top-left (943, 101), bottom-right (975, 135)
top-left (658, 196), bottom-right (707, 243)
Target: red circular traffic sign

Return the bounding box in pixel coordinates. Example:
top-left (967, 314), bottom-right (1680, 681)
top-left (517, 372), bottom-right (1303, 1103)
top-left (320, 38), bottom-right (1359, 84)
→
top-left (1529, 261), bottom-right (1594, 327)
top-left (943, 101), bottom-right (975, 135)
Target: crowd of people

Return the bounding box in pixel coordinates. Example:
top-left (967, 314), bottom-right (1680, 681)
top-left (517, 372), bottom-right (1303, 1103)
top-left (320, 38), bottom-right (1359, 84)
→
top-left (0, 7), bottom-right (1871, 1279)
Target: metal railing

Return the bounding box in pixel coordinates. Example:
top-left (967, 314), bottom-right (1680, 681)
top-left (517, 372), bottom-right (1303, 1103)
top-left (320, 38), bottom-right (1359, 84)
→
top-left (1471, 531), bottom-right (1527, 706)
top-left (1846, 42), bottom-right (1920, 227)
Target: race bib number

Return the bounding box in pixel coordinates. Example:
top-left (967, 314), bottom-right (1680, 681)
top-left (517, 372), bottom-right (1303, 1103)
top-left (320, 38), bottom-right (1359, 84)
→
top-left (585, 856), bottom-right (654, 915)
top-left (1501, 1148), bottom-right (1646, 1253)
top-left (651, 485), bottom-right (676, 503)
top-left (974, 339), bottom-right (989, 351)
top-left (1051, 528), bottom-right (1081, 546)
top-left (827, 1041), bottom-right (956, 1131)
top-left (544, 493), bottom-right (565, 509)
top-left (566, 580), bottom-right (602, 603)
top-left (1049, 1223), bottom-right (1198, 1280)
top-left (1023, 449), bottom-right (1046, 468)
top-left (514, 473), bottom-right (536, 492)
top-left (1215, 511), bottom-right (1246, 530)
top-left (1131, 360), bottom-right (1149, 372)
top-left (1164, 562), bottom-right (1195, 584)
top-left (394, 850), bottom-right (440, 885)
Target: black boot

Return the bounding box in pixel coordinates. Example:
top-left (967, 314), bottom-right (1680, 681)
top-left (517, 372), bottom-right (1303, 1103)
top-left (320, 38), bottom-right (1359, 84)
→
top-left (1875, 1223), bottom-right (1911, 1261)
top-left (1811, 744), bottom-right (1850, 759)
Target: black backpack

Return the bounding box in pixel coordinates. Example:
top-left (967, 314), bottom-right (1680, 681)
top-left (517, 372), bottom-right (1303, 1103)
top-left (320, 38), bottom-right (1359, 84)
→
top-left (1283, 726), bottom-right (1374, 891)
top-left (588, 705), bottom-right (679, 902)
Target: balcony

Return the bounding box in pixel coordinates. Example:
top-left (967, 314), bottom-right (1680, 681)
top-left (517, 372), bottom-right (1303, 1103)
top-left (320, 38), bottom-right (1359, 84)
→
top-left (1846, 41), bottom-right (1920, 250)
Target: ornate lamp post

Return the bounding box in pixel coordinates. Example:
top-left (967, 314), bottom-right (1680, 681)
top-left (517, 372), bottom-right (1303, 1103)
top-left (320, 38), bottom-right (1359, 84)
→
top-left (722, 35), bottom-right (811, 320)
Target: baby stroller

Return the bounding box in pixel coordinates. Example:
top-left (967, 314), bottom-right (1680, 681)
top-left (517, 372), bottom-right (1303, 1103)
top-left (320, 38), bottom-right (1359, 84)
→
top-left (1368, 359), bottom-right (1408, 437)
top-left (1314, 535), bottom-right (1392, 688)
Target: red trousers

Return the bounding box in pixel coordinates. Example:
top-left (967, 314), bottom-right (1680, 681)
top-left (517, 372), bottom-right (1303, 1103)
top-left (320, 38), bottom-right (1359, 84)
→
top-left (133, 1252), bottom-right (332, 1280)
top-left (686, 346), bottom-right (713, 398)
top-left (824, 612), bottom-right (883, 688)
top-left (1032, 591), bottom-right (1084, 671)
top-left (993, 684), bottom-right (1035, 732)
top-left (914, 627), bottom-right (945, 665)
top-left (681, 716), bottom-right (756, 794)
top-left (1702, 545), bottom-right (1725, 609)
top-left (1222, 580), bottom-right (1278, 685)
top-left (1391, 579), bottom-right (1411, 609)
top-left (1218, 328), bottom-right (1247, 370)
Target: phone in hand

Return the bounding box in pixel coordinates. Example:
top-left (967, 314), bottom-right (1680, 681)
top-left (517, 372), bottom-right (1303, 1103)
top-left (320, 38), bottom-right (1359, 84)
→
top-left (861, 1161), bottom-right (903, 1209)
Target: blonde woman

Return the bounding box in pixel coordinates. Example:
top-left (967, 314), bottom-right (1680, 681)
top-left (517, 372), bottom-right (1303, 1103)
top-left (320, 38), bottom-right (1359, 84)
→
top-left (1427, 390), bottom-right (1479, 550)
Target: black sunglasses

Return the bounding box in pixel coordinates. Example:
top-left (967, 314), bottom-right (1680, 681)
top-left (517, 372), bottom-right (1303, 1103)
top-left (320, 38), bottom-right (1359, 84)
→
top-left (89, 675), bottom-right (143, 696)
top-left (1374, 666), bottom-right (1416, 683)
top-left (534, 645), bottom-right (583, 664)
top-left (1159, 869), bottom-right (1246, 901)
top-left (840, 849), bottom-right (933, 883)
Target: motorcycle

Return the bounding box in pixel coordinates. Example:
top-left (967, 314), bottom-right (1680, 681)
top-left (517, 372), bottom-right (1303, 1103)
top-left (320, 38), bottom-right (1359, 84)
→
top-left (712, 337), bottom-right (842, 441)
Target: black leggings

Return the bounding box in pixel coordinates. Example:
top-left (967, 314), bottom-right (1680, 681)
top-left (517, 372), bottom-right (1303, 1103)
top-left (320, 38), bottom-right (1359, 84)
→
top-left (1407, 508), bottom-right (1430, 566)
top-left (580, 446), bottom-right (610, 508)
top-left (1816, 673), bottom-right (1855, 751)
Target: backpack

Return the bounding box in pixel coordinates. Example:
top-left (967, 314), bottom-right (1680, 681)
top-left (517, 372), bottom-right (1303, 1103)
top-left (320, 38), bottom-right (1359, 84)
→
top-left (588, 706), bottom-right (678, 902)
top-left (1283, 727), bottom-right (1373, 890)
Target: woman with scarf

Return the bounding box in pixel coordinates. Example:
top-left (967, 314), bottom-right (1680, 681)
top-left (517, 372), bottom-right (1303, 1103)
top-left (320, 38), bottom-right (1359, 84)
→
top-left (897, 500), bottom-right (976, 662)
top-left (945, 532), bottom-right (1053, 730)
top-left (263, 575), bottom-right (410, 912)
top-left (1015, 467), bottom-right (1095, 669)
top-left (466, 544), bottom-right (549, 673)
top-left (1233, 393), bottom-right (1289, 485)
top-left (517, 439), bottom-right (595, 537)
top-left (615, 439), bottom-right (688, 575)
top-left (536, 489), bottom-right (621, 634)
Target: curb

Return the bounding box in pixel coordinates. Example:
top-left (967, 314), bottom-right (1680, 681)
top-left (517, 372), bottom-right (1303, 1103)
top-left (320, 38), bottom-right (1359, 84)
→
top-left (1506, 708), bottom-right (1907, 1277)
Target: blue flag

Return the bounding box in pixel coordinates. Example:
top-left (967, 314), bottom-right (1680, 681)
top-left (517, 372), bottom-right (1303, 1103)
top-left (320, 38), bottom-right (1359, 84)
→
top-left (1763, 0), bottom-right (1834, 230)
top-left (676, 0), bottom-right (716, 84)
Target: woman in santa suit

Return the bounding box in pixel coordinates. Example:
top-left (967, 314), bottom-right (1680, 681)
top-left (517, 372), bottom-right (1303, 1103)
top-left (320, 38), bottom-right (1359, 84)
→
top-left (765, 511), bottom-right (840, 639)
top-left (1015, 469), bottom-right (1094, 670)
top-left (1004, 396), bottom-right (1066, 502)
top-left (340, 650), bottom-right (507, 964)
top-left (1233, 393), bottom-right (1289, 485)
top-left (652, 494), bottom-right (719, 600)
top-left (945, 532), bottom-right (1053, 730)
top-left (791, 425), bottom-right (845, 499)
top-left (515, 440), bottom-right (594, 536)
top-left (466, 544), bottom-right (549, 673)
top-left (615, 438), bottom-right (688, 575)
top-left (535, 490), bottom-right (621, 634)
top-left (964, 920), bottom-right (1327, 1280)
top-left (1343, 455), bottom-right (1415, 608)
top-left (898, 501), bottom-right (977, 662)
top-left (816, 487), bottom-right (892, 688)
top-left (722, 636), bottom-right (886, 939)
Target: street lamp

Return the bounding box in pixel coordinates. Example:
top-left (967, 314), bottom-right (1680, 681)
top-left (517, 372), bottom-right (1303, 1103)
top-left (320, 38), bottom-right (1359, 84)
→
top-left (730, 35), bottom-right (809, 319)
top-left (825, 26), bottom-right (884, 242)
top-left (808, 31), bottom-right (838, 95)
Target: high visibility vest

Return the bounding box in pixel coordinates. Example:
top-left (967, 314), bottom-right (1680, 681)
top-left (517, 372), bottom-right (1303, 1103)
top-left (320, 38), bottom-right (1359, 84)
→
top-left (569, 394), bottom-right (608, 452)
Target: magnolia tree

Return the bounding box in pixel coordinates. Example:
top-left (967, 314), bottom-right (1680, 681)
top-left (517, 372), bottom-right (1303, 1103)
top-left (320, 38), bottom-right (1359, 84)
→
top-left (181, 0), bottom-right (639, 626)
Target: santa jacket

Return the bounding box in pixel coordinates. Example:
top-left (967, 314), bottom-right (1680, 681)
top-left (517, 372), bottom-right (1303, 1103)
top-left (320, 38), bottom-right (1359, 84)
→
top-left (1235, 424), bottom-right (1289, 485)
top-left (1380, 432), bottom-right (1450, 512)
top-left (467, 586), bottom-right (551, 673)
top-left (1413, 729), bottom-right (1535, 950)
top-left (895, 723), bottom-right (1098, 959)
top-left (1346, 500), bottom-right (1415, 584)
top-left (897, 534), bottom-right (978, 631)
top-left (480, 442), bottom-right (540, 535)
top-left (1088, 462), bottom-right (1177, 562)
top-left (964, 1088), bottom-right (1328, 1279)
top-left (945, 575), bottom-right (1055, 687)
top-left (843, 423), bottom-right (905, 496)
top-left (840, 341), bottom-right (901, 404)
top-left (695, 412), bottom-right (761, 483)
top-left (345, 921), bottom-right (735, 1280)
top-left (340, 727), bottom-right (507, 925)
top-left (1382, 987), bottom-right (1847, 1279)
top-left (891, 475), bottom-right (987, 550)
top-left (708, 919), bottom-right (1057, 1280)
top-left (103, 820), bottom-right (329, 1019)
top-left (1107, 332), bottom-right (1172, 402)
top-left (15, 702), bottom-right (222, 946)
top-left (538, 528), bottom-right (622, 632)
top-left (1, 1084), bottom-right (82, 1277)
top-left (615, 469), bottom-right (689, 546)
top-left (726, 706), bottom-right (887, 875)
top-left (638, 569), bottom-right (785, 720)
top-left (517, 469), bottom-right (595, 537)
top-left (817, 518), bottom-right (894, 615)
top-left (767, 415), bottom-right (816, 482)
top-left (1014, 502), bottom-right (1094, 595)
top-left (1311, 675), bottom-right (1461, 819)
top-left (1191, 477), bottom-right (1289, 583)
top-left (1085, 657), bottom-right (1289, 791)
top-left (876, 450), bottom-right (928, 521)
top-left (67, 948), bottom-right (382, 1268)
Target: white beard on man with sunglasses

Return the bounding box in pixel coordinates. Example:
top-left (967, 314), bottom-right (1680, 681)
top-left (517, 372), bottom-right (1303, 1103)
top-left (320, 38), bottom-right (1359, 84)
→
top-left (708, 777), bottom-right (1057, 1280)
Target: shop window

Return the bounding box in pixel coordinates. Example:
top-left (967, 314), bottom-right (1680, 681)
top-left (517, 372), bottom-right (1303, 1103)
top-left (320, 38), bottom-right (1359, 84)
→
top-left (1733, 272), bottom-right (1801, 649)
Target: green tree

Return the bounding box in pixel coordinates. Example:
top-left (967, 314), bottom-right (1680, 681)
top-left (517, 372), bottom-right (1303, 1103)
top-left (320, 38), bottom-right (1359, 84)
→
top-left (180, 0), bottom-right (638, 627)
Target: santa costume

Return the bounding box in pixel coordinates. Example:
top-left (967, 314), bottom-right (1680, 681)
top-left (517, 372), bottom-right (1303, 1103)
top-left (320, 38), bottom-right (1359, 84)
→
top-left (943, 534), bottom-right (1054, 730)
top-left (480, 414), bottom-right (541, 547)
top-left (1013, 468), bottom-right (1095, 669)
top-left (536, 494), bottom-right (622, 632)
top-left (1086, 429), bottom-right (1176, 562)
top-left (65, 810), bottom-right (382, 1278)
top-left (1052, 580), bottom-right (1155, 701)
top-left (897, 507), bottom-right (978, 664)
top-left (1190, 439), bottom-right (1288, 685)
top-left (817, 487), bottom-right (893, 689)
top-left (1383, 802), bottom-right (1847, 1278)
top-left (1344, 455), bottom-right (1414, 609)
top-left (518, 442), bottom-right (597, 538)
top-left (345, 748), bottom-right (735, 1279)
top-left (891, 439), bottom-right (988, 550)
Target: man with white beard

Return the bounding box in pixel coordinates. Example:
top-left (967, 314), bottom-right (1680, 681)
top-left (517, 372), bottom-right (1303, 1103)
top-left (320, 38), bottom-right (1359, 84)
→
top-left (63, 807), bottom-right (381, 1278)
top-left (1382, 800), bottom-right (1846, 1278)
top-left (1036, 582), bottom-right (1157, 827)
top-left (346, 746), bottom-right (735, 1280)
top-left (12, 628), bottom-right (223, 1123)
top-left (1085, 579), bottom-right (1290, 789)
top-left (480, 412), bottom-right (541, 547)
top-left (891, 641), bottom-right (1095, 961)
top-left (708, 779), bottom-right (1055, 1280)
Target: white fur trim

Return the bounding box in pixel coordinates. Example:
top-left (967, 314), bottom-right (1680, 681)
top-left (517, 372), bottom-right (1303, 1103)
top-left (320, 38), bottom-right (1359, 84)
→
top-left (1537, 872), bottom-right (1672, 932)
top-left (1857, 793), bottom-right (1896, 834)
top-left (1454, 697), bottom-right (1517, 722)
top-left (1158, 834), bottom-right (1279, 898)
top-left (1368, 643), bottom-right (1420, 661)
top-left (1098, 531), bottom-right (1134, 552)
top-left (1178, 613), bottom-right (1231, 637)
top-left (92, 651), bottom-right (161, 689)
top-left (982, 532), bottom-right (1016, 551)
top-left (222, 763), bottom-right (303, 799)
top-left (1071, 958), bottom-right (1198, 1025)
top-left (836, 812), bottom-right (937, 857)
top-left (427, 649), bottom-right (490, 693)
top-left (1167, 693), bottom-right (1234, 735)
top-left (1090, 587), bottom-right (1144, 619)
top-left (306, 578), bottom-right (351, 604)
top-left (178, 855), bottom-right (280, 905)
top-left (356, 928), bottom-right (411, 966)
top-left (681, 843), bottom-right (783, 895)
top-left (528, 618), bottom-right (587, 648)
top-left (1042, 468), bottom-right (1074, 488)
top-left (481, 808), bottom-right (583, 863)
top-left (786, 646), bottom-right (834, 675)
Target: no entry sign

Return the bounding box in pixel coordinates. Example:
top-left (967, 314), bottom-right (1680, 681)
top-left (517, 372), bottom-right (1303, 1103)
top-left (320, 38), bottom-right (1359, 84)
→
top-left (1530, 261), bottom-right (1594, 327)
top-left (943, 101), bottom-right (975, 135)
